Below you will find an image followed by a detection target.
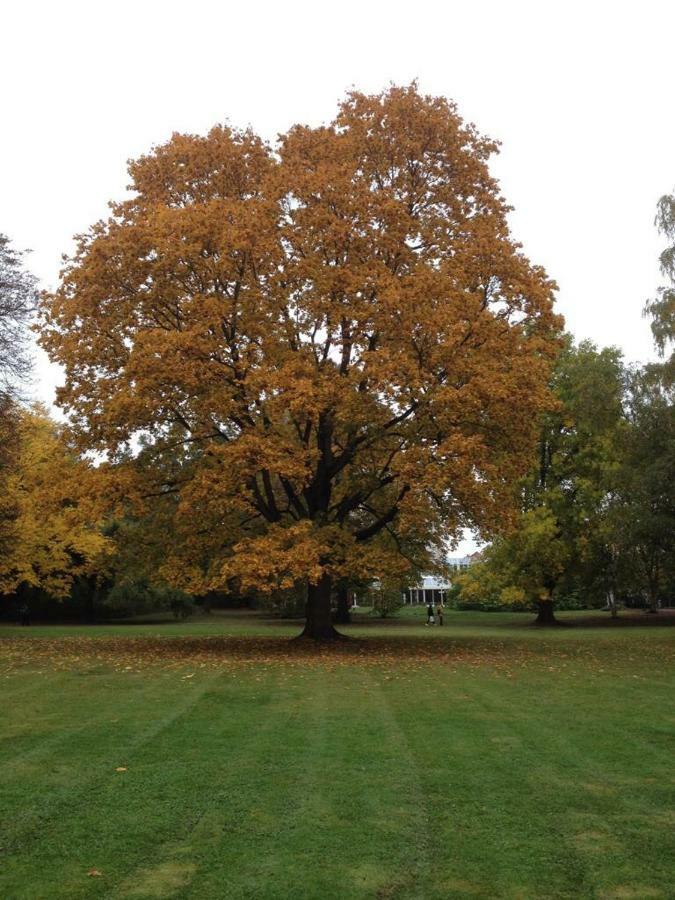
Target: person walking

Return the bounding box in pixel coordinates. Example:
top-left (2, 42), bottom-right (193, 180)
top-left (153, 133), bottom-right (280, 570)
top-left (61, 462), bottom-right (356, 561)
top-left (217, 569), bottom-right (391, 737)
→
top-left (436, 602), bottom-right (444, 626)
top-left (426, 601), bottom-right (435, 625)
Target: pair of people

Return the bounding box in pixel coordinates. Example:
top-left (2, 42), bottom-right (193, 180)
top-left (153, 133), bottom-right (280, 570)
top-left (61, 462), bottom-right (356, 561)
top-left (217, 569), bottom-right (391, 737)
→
top-left (426, 602), bottom-right (444, 626)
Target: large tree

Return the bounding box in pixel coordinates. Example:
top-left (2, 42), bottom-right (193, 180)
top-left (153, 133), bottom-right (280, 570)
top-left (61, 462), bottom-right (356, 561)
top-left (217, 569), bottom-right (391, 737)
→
top-left (0, 233), bottom-right (37, 402)
top-left (0, 234), bottom-right (38, 560)
top-left (40, 85), bottom-right (561, 639)
top-left (0, 395), bottom-right (20, 560)
top-left (528, 340), bottom-right (626, 622)
top-left (610, 369), bottom-right (675, 611)
top-left (645, 190), bottom-right (675, 385)
top-left (457, 340), bottom-right (627, 624)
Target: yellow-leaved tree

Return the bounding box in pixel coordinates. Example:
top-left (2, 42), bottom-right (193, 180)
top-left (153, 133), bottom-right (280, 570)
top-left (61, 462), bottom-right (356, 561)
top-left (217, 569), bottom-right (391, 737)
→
top-left (40, 85), bottom-right (561, 639)
top-left (0, 397), bottom-right (21, 563)
top-left (0, 406), bottom-right (111, 600)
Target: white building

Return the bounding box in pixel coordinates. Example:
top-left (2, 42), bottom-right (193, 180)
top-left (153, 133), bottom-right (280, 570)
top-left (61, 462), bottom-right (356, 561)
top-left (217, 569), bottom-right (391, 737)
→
top-left (403, 555), bottom-right (476, 604)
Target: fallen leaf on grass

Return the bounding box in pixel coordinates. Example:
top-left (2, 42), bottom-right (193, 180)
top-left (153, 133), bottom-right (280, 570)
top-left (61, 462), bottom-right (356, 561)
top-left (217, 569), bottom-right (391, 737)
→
top-left (3, 632), bottom-right (673, 678)
top-left (115, 766), bottom-right (127, 772)
top-left (87, 868), bottom-right (102, 877)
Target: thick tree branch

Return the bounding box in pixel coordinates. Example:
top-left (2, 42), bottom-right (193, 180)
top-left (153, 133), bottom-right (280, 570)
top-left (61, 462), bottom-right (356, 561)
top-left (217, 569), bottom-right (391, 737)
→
top-left (354, 484), bottom-right (410, 542)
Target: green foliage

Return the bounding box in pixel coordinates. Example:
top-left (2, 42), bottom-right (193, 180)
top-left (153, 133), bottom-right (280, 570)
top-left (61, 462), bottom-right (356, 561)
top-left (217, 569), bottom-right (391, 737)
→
top-left (440, 583), bottom-right (462, 609)
top-left (459, 339), bottom-right (629, 617)
top-left (103, 578), bottom-right (193, 619)
top-left (259, 583), bottom-right (307, 619)
top-left (460, 335), bottom-right (675, 619)
top-left (169, 595), bottom-right (195, 619)
top-left (455, 589), bottom-right (589, 613)
top-left (609, 369), bottom-right (675, 609)
top-left (457, 507), bottom-right (569, 610)
top-left (644, 190), bottom-right (675, 385)
top-left (368, 582), bottom-right (405, 618)
top-left (531, 339), bottom-right (626, 605)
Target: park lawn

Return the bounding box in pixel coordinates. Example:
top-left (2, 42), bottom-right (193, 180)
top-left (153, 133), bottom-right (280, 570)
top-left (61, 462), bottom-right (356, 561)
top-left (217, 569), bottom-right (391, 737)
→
top-left (0, 613), bottom-right (673, 899)
top-left (0, 607), bottom-right (659, 640)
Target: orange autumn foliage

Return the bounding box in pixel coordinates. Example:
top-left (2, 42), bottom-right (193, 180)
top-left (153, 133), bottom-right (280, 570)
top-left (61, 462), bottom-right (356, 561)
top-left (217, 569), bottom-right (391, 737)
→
top-left (40, 85), bottom-right (562, 637)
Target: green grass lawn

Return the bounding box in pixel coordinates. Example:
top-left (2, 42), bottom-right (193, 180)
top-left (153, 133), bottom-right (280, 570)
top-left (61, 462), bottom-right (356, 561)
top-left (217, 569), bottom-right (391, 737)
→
top-left (1, 610), bottom-right (673, 899)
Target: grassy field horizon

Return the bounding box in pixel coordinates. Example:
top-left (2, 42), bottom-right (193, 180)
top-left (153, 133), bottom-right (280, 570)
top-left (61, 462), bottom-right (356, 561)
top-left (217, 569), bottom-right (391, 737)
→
top-left (1, 609), bottom-right (673, 899)
top-left (3, 605), bottom-right (673, 638)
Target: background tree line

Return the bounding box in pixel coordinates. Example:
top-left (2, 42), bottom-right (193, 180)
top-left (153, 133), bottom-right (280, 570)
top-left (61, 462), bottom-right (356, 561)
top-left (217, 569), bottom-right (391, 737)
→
top-left (457, 196), bottom-right (675, 622)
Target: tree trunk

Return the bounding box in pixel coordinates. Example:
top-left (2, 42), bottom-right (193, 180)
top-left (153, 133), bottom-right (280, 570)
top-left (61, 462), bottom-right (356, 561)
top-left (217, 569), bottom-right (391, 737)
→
top-left (84, 592), bottom-right (94, 623)
top-left (607, 589), bottom-right (618, 619)
top-left (647, 582), bottom-right (660, 613)
top-left (298, 573), bottom-right (344, 640)
top-left (334, 584), bottom-right (352, 625)
top-left (534, 599), bottom-right (559, 626)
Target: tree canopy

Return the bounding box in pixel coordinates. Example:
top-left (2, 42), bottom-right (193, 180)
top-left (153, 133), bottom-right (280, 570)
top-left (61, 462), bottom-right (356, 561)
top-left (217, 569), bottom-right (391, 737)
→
top-left (611, 368), bottom-right (675, 610)
top-left (458, 339), bottom-right (627, 623)
top-left (40, 85), bottom-right (561, 638)
top-left (0, 234), bottom-right (37, 403)
top-left (0, 406), bottom-right (111, 599)
top-left (0, 234), bottom-right (38, 567)
top-left (645, 190), bottom-right (675, 385)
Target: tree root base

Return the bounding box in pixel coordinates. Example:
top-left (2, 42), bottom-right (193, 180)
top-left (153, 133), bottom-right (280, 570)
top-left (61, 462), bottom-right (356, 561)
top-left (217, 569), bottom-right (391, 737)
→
top-left (292, 629), bottom-right (351, 643)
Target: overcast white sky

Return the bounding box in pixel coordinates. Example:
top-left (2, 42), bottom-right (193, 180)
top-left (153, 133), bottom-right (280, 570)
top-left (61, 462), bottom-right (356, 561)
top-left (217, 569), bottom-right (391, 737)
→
top-left (3, 0), bottom-right (674, 407)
